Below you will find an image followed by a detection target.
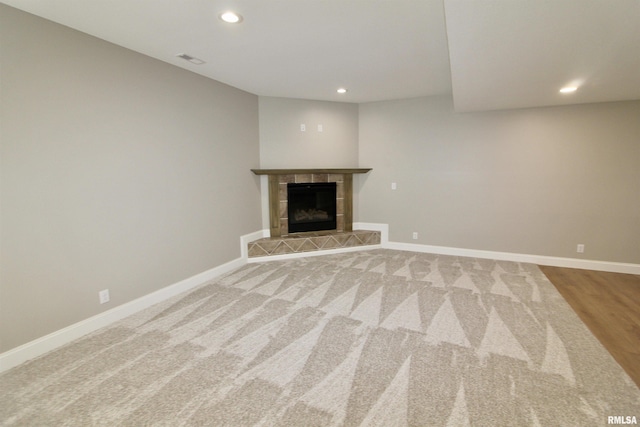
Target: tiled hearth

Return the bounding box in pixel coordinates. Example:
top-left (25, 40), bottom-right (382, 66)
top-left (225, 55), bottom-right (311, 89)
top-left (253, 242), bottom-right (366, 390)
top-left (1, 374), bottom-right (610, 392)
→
top-left (248, 229), bottom-right (381, 258)
top-left (250, 168), bottom-right (375, 258)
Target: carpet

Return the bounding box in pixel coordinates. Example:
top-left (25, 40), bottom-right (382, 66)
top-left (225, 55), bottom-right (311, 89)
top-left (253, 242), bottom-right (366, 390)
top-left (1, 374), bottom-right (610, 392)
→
top-left (2, 249), bottom-right (639, 426)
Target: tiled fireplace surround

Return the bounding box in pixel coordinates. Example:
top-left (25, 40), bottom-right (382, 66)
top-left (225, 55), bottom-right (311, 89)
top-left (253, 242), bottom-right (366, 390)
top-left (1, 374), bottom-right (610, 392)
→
top-left (249, 169), bottom-right (380, 258)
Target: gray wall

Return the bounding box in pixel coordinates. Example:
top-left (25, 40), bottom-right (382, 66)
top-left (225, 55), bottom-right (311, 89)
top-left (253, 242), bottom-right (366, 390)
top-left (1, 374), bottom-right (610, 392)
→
top-left (359, 95), bottom-right (640, 264)
top-left (0, 5), bottom-right (261, 352)
top-left (259, 97), bottom-right (359, 168)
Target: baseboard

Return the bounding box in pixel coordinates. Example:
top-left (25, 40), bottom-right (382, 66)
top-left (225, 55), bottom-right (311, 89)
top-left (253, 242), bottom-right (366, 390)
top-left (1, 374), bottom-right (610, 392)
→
top-left (0, 256), bottom-right (245, 373)
top-left (385, 241), bottom-right (640, 275)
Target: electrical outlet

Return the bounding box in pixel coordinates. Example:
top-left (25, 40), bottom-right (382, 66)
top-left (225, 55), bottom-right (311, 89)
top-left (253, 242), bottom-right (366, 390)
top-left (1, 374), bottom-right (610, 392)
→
top-left (300, 123), bottom-right (306, 132)
top-left (99, 289), bottom-right (110, 304)
top-left (391, 182), bottom-right (397, 190)
top-left (317, 124), bottom-right (323, 132)
top-left (577, 244), bottom-right (585, 253)
top-left (412, 232), bottom-right (418, 240)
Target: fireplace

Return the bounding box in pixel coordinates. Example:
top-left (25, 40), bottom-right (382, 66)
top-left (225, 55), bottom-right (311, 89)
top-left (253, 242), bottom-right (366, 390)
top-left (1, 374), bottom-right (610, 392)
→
top-left (287, 182), bottom-right (337, 233)
top-left (248, 167), bottom-right (379, 256)
top-left (250, 168), bottom-right (372, 237)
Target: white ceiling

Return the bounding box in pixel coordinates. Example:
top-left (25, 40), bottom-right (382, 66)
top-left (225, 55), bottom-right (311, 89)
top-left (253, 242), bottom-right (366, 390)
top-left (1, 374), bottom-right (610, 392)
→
top-left (445, 0), bottom-right (640, 111)
top-left (3, 0), bottom-right (639, 111)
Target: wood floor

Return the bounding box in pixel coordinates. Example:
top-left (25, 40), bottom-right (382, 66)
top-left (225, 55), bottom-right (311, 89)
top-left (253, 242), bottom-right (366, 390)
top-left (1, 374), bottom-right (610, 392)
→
top-left (540, 266), bottom-right (640, 388)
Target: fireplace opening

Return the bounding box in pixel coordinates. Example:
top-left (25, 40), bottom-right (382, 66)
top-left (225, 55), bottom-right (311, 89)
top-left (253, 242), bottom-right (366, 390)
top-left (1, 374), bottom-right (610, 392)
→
top-left (287, 182), bottom-right (337, 233)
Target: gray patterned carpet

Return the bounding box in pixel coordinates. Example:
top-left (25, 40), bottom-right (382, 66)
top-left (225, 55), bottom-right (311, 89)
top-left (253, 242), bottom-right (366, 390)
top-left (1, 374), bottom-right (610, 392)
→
top-left (2, 249), bottom-right (639, 426)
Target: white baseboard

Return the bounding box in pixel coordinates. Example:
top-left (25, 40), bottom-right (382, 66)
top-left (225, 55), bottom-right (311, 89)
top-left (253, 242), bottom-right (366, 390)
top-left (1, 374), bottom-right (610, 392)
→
top-left (384, 241), bottom-right (640, 275)
top-left (0, 256), bottom-right (245, 373)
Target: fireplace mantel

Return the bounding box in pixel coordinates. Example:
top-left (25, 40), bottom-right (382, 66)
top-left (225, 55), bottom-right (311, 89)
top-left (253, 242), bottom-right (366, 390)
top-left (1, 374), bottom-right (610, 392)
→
top-left (252, 168), bottom-right (372, 238)
top-left (251, 168), bottom-right (371, 175)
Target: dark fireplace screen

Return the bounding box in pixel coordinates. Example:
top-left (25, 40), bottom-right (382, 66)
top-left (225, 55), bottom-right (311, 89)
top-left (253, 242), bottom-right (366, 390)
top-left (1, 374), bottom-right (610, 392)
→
top-left (287, 182), bottom-right (337, 233)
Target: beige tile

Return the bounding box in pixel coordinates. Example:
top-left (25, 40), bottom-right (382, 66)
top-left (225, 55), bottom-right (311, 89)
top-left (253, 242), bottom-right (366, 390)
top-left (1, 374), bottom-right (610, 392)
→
top-left (336, 182), bottom-right (344, 198)
top-left (332, 233), bottom-right (352, 246)
top-left (256, 239), bottom-right (282, 254)
top-left (247, 229), bottom-right (380, 258)
top-left (271, 241), bottom-right (292, 255)
top-left (279, 201), bottom-right (288, 218)
top-left (312, 174), bottom-right (329, 183)
top-left (354, 231), bottom-right (381, 245)
top-left (295, 174), bottom-right (312, 183)
top-left (279, 183), bottom-right (287, 201)
top-left (353, 232), bottom-right (369, 245)
top-left (285, 239), bottom-right (306, 252)
top-left (286, 232), bottom-right (307, 239)
top-left (328, 174), bottom-right (344, 182)
top-left (321, 236), bottom-right (340, 249)
top-left (279, 174), bottom-right (295, 183)
top-left (248, 244), bottom-right (269, 258)
top-left (310, 236), bottom-right (330, 249)
top-left (299, 239), bottom-right (320, 252)
top-left (343, 234), bottom-right (360, 247)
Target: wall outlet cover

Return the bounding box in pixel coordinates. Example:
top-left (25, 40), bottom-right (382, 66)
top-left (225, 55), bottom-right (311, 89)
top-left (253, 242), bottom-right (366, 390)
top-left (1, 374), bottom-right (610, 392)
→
top-left (99, 289), bottom-right (110, 304)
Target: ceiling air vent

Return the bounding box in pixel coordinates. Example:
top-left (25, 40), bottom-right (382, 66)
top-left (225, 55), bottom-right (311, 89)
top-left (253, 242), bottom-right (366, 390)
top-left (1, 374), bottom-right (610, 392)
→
top-left (176, 53), bottom-right (206, 65)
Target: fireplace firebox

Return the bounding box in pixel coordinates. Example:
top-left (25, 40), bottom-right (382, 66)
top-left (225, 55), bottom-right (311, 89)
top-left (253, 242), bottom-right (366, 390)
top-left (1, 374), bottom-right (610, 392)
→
top-left (287, 182), bottom-right (337, 233)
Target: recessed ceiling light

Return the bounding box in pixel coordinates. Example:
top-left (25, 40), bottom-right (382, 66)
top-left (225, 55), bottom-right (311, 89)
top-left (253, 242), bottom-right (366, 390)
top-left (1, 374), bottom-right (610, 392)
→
top-left (559, 86), bottom-right (578, 94)
top-left (219, 11), bottom-right (242, 23)
top-left (337, 88), bottom-right (348, 94)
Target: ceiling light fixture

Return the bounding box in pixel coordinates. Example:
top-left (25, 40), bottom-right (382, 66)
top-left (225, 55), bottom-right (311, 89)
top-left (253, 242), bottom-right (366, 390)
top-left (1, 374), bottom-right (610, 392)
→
top-left (219, 11), bottom-right (242, 23)
top-left (337, 88), bottom-right (348, 94)
top-left (559, 86), bottom-right (578, 94)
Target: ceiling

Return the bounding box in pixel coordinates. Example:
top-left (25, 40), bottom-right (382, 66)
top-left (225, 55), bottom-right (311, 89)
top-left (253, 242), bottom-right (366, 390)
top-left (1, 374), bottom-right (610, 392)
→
top-left (3, 0), bottom-right (639, 111)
